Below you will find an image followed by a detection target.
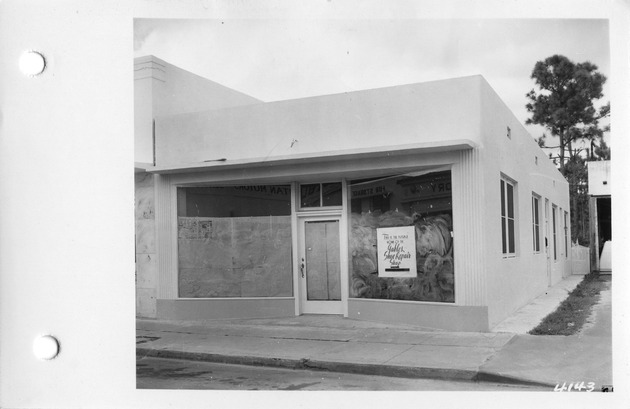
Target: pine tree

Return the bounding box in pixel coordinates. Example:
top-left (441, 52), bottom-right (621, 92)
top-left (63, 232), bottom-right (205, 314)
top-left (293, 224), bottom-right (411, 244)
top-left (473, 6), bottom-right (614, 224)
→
top-left (525, 55), bottom-right (610, 245)
top-left (525, 55), bottom-right (609, 171)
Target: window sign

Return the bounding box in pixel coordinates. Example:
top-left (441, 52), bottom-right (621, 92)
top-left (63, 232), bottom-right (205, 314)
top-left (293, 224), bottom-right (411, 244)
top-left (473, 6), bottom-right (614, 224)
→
top-left (377, 226), bottom-right (417, 278)
top-left (351, 184), bottom-right (388, 200)
top-left (349, 170), bottom-right (454, 303)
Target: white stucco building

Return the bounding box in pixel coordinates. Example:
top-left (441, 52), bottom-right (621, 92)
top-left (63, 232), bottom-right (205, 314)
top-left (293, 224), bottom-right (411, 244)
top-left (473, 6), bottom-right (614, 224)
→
top-left (135, 55), bottom-right (572, 332)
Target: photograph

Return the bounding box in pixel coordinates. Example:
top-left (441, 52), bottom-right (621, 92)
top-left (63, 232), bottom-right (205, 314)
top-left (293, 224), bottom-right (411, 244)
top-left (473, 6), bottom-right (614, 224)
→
top-left (133, 17), bottom-right (612, 392)
top-left (2, 1), bottom-right (628, 408)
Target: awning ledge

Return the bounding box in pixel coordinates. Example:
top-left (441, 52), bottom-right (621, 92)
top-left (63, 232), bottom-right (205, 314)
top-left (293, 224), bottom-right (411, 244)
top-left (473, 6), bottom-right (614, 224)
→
top-left (147, 139), bottom-right (477, 175)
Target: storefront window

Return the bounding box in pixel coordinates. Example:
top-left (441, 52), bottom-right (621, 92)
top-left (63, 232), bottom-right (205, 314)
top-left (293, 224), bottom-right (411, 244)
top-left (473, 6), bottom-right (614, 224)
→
top-left (349, 170), bottom-right (454, 303)
top-left (177, 185), bottom-right (293, 298)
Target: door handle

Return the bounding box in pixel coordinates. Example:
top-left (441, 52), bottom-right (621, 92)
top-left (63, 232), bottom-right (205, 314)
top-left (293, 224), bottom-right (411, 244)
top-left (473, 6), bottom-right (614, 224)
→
top-left (301, 258), bottom-right (305, 278)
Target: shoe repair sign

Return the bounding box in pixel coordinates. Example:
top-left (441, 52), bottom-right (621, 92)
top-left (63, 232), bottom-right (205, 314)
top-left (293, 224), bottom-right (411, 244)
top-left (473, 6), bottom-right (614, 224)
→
top-left (377, 226), bottom-right (417, 277)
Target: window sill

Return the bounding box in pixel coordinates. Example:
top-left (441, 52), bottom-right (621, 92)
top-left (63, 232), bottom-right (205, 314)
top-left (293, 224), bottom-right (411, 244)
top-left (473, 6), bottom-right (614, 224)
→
top-left (297, 206), bottom-right (343, 212)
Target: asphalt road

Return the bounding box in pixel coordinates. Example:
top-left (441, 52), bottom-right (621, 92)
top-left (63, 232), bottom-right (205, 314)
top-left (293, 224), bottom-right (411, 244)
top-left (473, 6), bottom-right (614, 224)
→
top-left (136, 357), bottom-right (548, 391)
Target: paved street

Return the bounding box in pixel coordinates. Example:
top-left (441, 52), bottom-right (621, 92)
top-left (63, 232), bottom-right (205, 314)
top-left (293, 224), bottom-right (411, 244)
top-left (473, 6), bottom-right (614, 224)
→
top-left (137, 357), bottom-right (547, 391)
top-left (136, 275), bottom-right (613, 392)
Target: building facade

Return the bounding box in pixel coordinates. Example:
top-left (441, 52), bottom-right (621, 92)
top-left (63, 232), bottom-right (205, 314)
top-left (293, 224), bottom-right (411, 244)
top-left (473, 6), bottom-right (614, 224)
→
top-left (135, 55), bottom-right (572, 332)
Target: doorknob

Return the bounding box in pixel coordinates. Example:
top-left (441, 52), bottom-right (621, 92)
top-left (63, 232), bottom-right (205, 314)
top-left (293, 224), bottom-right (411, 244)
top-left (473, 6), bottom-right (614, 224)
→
top-left (301, 258), bottom-right (305, 278)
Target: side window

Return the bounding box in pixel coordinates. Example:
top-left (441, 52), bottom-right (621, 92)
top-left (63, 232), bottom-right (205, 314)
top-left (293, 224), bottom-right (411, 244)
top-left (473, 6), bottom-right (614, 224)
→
top-left (532, 194), bottom-right (541, 253)
top-left (564, 211), bottom-right (569, 258)
top-left (501, 178), bottom-right (516, 256)
top-left (552, 205), bottom-right (558, 261)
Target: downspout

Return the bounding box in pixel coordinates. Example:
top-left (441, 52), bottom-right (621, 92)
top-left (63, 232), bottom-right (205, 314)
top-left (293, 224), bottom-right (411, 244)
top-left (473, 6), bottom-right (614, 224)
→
top-left (152, 119), bottom-right (156, 166)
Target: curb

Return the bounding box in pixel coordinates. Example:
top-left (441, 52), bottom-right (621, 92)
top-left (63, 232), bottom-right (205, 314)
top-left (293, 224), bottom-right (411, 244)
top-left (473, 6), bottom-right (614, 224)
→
top-left (137, 347), bottom-right (527, 384)
top-left (474, 371), bottom-right (556, 388)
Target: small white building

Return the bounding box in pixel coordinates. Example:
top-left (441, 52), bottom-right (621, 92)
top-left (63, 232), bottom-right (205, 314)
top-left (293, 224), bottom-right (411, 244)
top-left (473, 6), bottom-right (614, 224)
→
top-left (587, 160), bottom-right (612, 272)
top-left (135, 55), bottom-right (571, 332)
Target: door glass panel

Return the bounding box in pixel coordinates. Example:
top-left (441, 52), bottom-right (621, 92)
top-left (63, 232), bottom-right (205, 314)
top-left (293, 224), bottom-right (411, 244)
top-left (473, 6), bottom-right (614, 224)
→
top-left (305, 220), bottom-right (341, 301)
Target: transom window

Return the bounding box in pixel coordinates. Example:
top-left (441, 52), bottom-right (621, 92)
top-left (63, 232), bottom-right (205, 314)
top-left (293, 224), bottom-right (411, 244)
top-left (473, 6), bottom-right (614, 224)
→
top-left (300, 182), bottom-right (342, 208)
top-left (501, 178), bottom-right (516, 256)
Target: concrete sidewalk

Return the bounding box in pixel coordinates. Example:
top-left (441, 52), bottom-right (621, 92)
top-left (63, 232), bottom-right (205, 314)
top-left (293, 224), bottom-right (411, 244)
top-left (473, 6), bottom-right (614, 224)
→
top-left (137, 316), bottom-right (527, 384)
top-left (491, 275), bottom-right (583, 334)
top-left (481, 277), bottom-right (612, 388)
top-left (136, 275), bottom-right (612, 389)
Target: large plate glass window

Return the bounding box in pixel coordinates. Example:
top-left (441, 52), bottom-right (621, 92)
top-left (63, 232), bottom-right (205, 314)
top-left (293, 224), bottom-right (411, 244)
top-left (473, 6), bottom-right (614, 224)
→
top-left (349, 170), bottom-right (454, 303)
top-left (176, 185), bottom-right (293, 298)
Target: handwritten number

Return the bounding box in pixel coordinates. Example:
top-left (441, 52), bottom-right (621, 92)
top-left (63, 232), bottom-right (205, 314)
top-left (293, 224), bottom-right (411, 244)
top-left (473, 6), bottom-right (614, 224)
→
top-left (555, 381), bottom-right (596, 392)
top-left (554, 382), bottom-right (568, 392)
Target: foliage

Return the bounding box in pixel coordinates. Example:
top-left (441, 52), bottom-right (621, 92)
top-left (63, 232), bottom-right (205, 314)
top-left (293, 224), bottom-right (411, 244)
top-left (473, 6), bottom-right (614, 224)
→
top-left (526, 55), bottom-right (609, 171)
top-left (564, 156), bottom-right (590, 245)
top-left (525, 55), bottom-right (610, 245)
top-left (594, 138), bottom-right (611, 160)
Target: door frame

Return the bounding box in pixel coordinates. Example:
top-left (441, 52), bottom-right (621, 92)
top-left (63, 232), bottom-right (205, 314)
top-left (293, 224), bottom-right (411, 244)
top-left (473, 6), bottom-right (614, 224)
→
top-left (294, 210), bottom-right (349, 316)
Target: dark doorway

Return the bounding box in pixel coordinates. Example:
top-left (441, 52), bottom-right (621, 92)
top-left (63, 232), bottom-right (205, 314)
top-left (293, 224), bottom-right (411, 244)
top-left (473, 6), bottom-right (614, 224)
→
top-left (597, 197), bottom-right (611, 256)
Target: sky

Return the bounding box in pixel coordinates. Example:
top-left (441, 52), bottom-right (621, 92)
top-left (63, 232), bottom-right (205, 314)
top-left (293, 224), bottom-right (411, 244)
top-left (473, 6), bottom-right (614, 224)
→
top-left (134, 18), bottom-right (610, 149)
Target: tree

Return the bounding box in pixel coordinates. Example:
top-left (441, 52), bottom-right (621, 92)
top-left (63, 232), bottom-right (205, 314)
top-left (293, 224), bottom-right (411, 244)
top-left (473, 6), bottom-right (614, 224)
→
top-left (563, 155), bottom-right (590, 244)
top-left (593, 138), bottom-right (611, 160)
top-left (525, 55), bottom-right (609, 172)
top-left (525, 55), bottom-right (610, 246)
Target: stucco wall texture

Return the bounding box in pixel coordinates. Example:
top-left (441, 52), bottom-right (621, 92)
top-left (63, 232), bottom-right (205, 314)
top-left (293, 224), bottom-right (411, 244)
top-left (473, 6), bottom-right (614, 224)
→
top-left (134, 55), bottom-right (261, 164)
top-left (135, 172), bottom-right (157, 318)
top-left (134, 56), bottom-right (266, 316)
top-left (154, 75), bottom-right (483, 166)
top-left (478, 78), bottom-right (570, 327)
